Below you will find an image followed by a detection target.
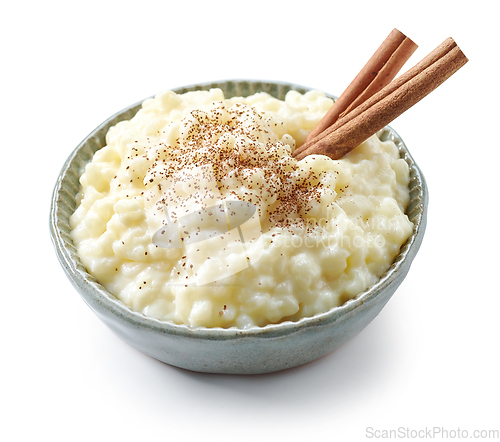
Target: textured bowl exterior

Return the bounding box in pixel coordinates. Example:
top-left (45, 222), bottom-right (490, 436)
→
top-left (50, 80), bottom-right (428, 374)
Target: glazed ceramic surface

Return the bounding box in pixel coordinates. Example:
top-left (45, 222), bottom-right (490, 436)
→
top-left (50, 80), bottom-right (428, 374)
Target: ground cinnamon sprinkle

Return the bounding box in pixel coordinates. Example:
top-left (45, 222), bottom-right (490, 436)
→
top-left (142, 102), bottom-right (325, 231)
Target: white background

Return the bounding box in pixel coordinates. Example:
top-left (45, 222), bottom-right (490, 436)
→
top-left (2, 1), bottom-right (499, 441)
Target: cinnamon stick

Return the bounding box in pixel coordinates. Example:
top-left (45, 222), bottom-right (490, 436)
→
top-left (294, 38), bottom-right (468, 161)
top-left (304, 28), bottom-right (417, 143)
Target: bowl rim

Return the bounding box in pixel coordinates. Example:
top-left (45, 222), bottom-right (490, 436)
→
top-left (50, 79), bottom-right (428, 341)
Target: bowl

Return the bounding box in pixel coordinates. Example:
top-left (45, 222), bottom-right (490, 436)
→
top-left (50, 80), bottom-right (428, 374)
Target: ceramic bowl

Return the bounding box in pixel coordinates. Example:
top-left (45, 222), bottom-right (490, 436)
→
top-left (50, 80), bottom-right (428, 374)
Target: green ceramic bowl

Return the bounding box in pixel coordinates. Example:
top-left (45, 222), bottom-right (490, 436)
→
top-left (50, 80), bottom-right (428, 374)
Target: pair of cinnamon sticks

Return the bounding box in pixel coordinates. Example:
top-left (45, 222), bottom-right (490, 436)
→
top-left (293, 29), bottom-right (468, 161)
